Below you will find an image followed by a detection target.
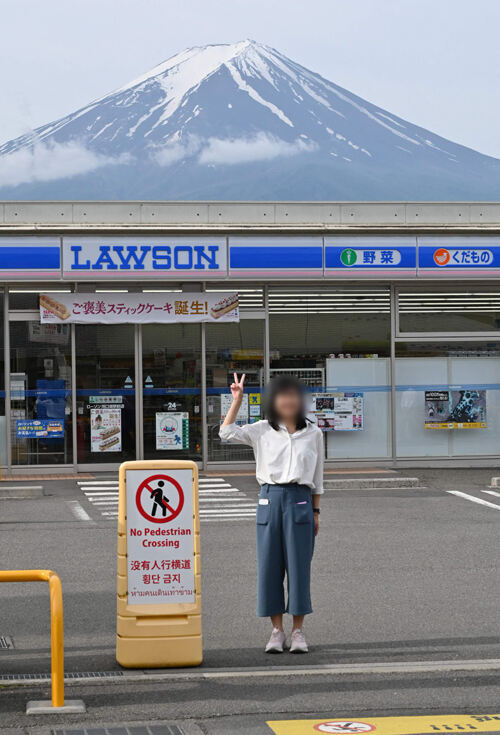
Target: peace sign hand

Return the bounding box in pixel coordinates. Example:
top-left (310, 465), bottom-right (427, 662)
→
top-left (230, 372), bottom-right (246, 402)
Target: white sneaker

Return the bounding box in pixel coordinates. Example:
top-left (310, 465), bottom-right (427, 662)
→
top-left (290, 628), bottom-right (308, 653)
top-left (265, 627), bottom-right (286, 653)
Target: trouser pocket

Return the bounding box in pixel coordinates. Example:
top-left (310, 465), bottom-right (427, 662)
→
top-left (293, 499), bottom-right (312, 524)
top-left (256, 501), bottom-right (271, 525)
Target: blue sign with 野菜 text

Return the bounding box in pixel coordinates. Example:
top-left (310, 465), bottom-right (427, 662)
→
top-left (324, 236), bottom-right (417, 277)
top-left (16, 419), bottom-right (65, 439)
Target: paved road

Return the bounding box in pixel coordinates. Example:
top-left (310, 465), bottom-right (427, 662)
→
top-left (0, 468), bottom-right (499, 731)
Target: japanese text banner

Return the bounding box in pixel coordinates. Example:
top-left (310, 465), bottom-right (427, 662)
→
top-left (40, 292), bottom-right (239, 324)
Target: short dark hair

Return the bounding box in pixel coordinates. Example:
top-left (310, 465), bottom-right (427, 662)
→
top-left (265, 375), bottom-right (308, 432)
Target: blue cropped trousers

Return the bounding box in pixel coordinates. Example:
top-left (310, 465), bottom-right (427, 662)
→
top-left (256, 483), bottom-right (315, 617)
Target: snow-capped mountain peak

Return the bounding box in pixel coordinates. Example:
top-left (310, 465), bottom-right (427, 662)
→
top-left (1, 40), bottom-right (499, 200)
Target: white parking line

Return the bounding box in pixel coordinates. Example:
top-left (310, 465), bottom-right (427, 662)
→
top-left (199, 488), bottom-right (239, 494)
top-left (200, 507), bottom-right (257, 514)
top-left (199, 497), bottom-right (253, 503)
top-left (78, 480), bottom-right (118, 486)
top-left (67, 500), bottom-right (92, 521)
top-left (201, 514), bottom-right (256, 521)
top-left (85, 493), bottom-right (119, 497)
top-left (447, 490), bottom-right (500, 510)
top-left (483, 489), bottom-right (500, 498)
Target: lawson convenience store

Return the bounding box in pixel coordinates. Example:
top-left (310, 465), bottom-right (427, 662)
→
top-left (1, 201), bottom-right (500, 473)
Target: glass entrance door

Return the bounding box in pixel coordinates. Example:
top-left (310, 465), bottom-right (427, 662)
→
top-left (75, 324), bottom-right (136, 465)
top-left (142, 324), bottom-right (202, 460)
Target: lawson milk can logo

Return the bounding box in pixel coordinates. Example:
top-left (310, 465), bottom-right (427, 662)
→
top-left (340, 247), bottom-right (401, 267)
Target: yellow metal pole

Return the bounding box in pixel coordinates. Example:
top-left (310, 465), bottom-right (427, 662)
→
top-left (0, 569), bottom-right (64, 707)
top-left (47, 571), bottom-right (64, 707)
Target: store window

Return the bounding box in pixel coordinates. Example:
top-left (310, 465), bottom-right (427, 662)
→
top-left (269, 287), bottom-right (391, 459)
top-left (395, 340), bottom-right (500, 458)
top-left (142, 323), bottom-right (202, 460)
top-left (10, 319), bottom-right (72, 465)
top-left (398, 288), bottom-right (500, 332)
top-left (75, 324), bottom-right (136, 464)
top-left (206, 319), bottom-right (265, 461)
top-left (9, 289), bottom-right (71, 311)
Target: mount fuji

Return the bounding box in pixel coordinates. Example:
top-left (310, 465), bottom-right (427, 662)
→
top-left (1, 40), bottom-right (500, 200)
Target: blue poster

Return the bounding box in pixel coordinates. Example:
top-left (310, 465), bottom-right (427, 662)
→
top-left (16, 419), bottom-right (65, 439)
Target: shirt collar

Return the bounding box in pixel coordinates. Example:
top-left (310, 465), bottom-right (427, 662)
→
top-left (278, 422), bottom-right (308, 437)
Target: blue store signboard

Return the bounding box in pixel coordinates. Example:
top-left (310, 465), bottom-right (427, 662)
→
top-left (324, 236), bottom-right (417, 278)
top-left (0, 237), bottom-right (61, 280)
top-left (229, 236), bottom-right (323, 278)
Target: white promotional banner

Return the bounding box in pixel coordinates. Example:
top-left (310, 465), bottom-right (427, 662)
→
top-left (126, 468), bottom-right (195, 605)
top-left (40, 292), bottom-right (239, 324)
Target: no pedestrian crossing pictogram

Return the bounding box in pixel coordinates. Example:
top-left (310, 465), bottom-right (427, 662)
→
top-left (314, 723), bottom-right (375, 733)
top-left (135, 473), bottom-right (185, 524)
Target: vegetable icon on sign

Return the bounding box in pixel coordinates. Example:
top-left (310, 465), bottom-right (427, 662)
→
top-left (340, 248), bottom-right (358, 267)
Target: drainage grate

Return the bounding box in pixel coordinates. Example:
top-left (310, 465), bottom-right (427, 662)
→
top-left (0, 670), bottom-right (124, 681)
top-left (52, 726), bottom-right (185, 735)
top-left (0, 636), bottom-right (14, 650)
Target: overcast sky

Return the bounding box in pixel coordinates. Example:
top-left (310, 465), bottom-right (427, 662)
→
top-left (1, 0), bottom-right (499, 157)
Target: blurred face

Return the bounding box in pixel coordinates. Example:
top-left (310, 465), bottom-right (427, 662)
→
top-left (273, 389), bottom-right (302, 423)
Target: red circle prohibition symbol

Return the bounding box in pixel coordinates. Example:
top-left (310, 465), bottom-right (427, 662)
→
top-left (135, 473), bottom-right (184, 524)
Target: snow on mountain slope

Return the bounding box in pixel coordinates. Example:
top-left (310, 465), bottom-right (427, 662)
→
top-left (1, 40), bottom-right (499, 199)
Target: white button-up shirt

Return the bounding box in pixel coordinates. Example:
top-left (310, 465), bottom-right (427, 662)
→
top-left (219, 419), bottom-right (324, 494)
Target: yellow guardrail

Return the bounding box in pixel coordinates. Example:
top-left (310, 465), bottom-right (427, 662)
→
top-left (0, 569), bottom-right (64, 708)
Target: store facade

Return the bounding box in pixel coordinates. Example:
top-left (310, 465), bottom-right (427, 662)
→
top-left (1, 202), bottom-right (500, 472)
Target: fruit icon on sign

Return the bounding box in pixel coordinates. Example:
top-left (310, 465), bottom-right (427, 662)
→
top-left (433, 248), bottom-right (450, 266)
top-left (340, 248), bottom-right (358, 267)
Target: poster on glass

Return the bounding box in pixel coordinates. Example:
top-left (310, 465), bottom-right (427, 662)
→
top-left (156, 412), bottom-right (189, 450)
top-left (424, 389), bottom-right (487, 429)
top-left (90, 408), bottom-right (122, 451)
top-left (220, 393), bottom-right (249, 426)
top-left (309, 392), bottom-right (364, 431)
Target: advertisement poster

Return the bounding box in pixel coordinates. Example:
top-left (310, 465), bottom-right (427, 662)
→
top-left (126, 468), bottom-right (195, 605)
top-left (16, 419), bottom-right (64, 439)
top-left (156, 412), bottom-right (189, 450)
top-left (424, 389), bottom-right (487, 429)
top-left (90, 407), bottom-right (122, 451)
top-left (40, 292), bottom-right (239, 324)
top-left (220, 393), bottom-right (249, 425)
top-left (309, 392), bottom-right (364, 431)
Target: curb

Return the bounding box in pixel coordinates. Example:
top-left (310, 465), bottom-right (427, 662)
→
top-left (2, 658), bottom-right (500, 687)
top-left (0, 485), bottom-right (44, 499)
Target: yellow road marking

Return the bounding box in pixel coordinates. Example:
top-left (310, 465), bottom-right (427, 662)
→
top-left (267, 713), bottom-right (500, 734)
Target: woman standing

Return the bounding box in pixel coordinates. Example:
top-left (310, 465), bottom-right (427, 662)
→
top-left (219, 373), bottom-right (324, 654)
